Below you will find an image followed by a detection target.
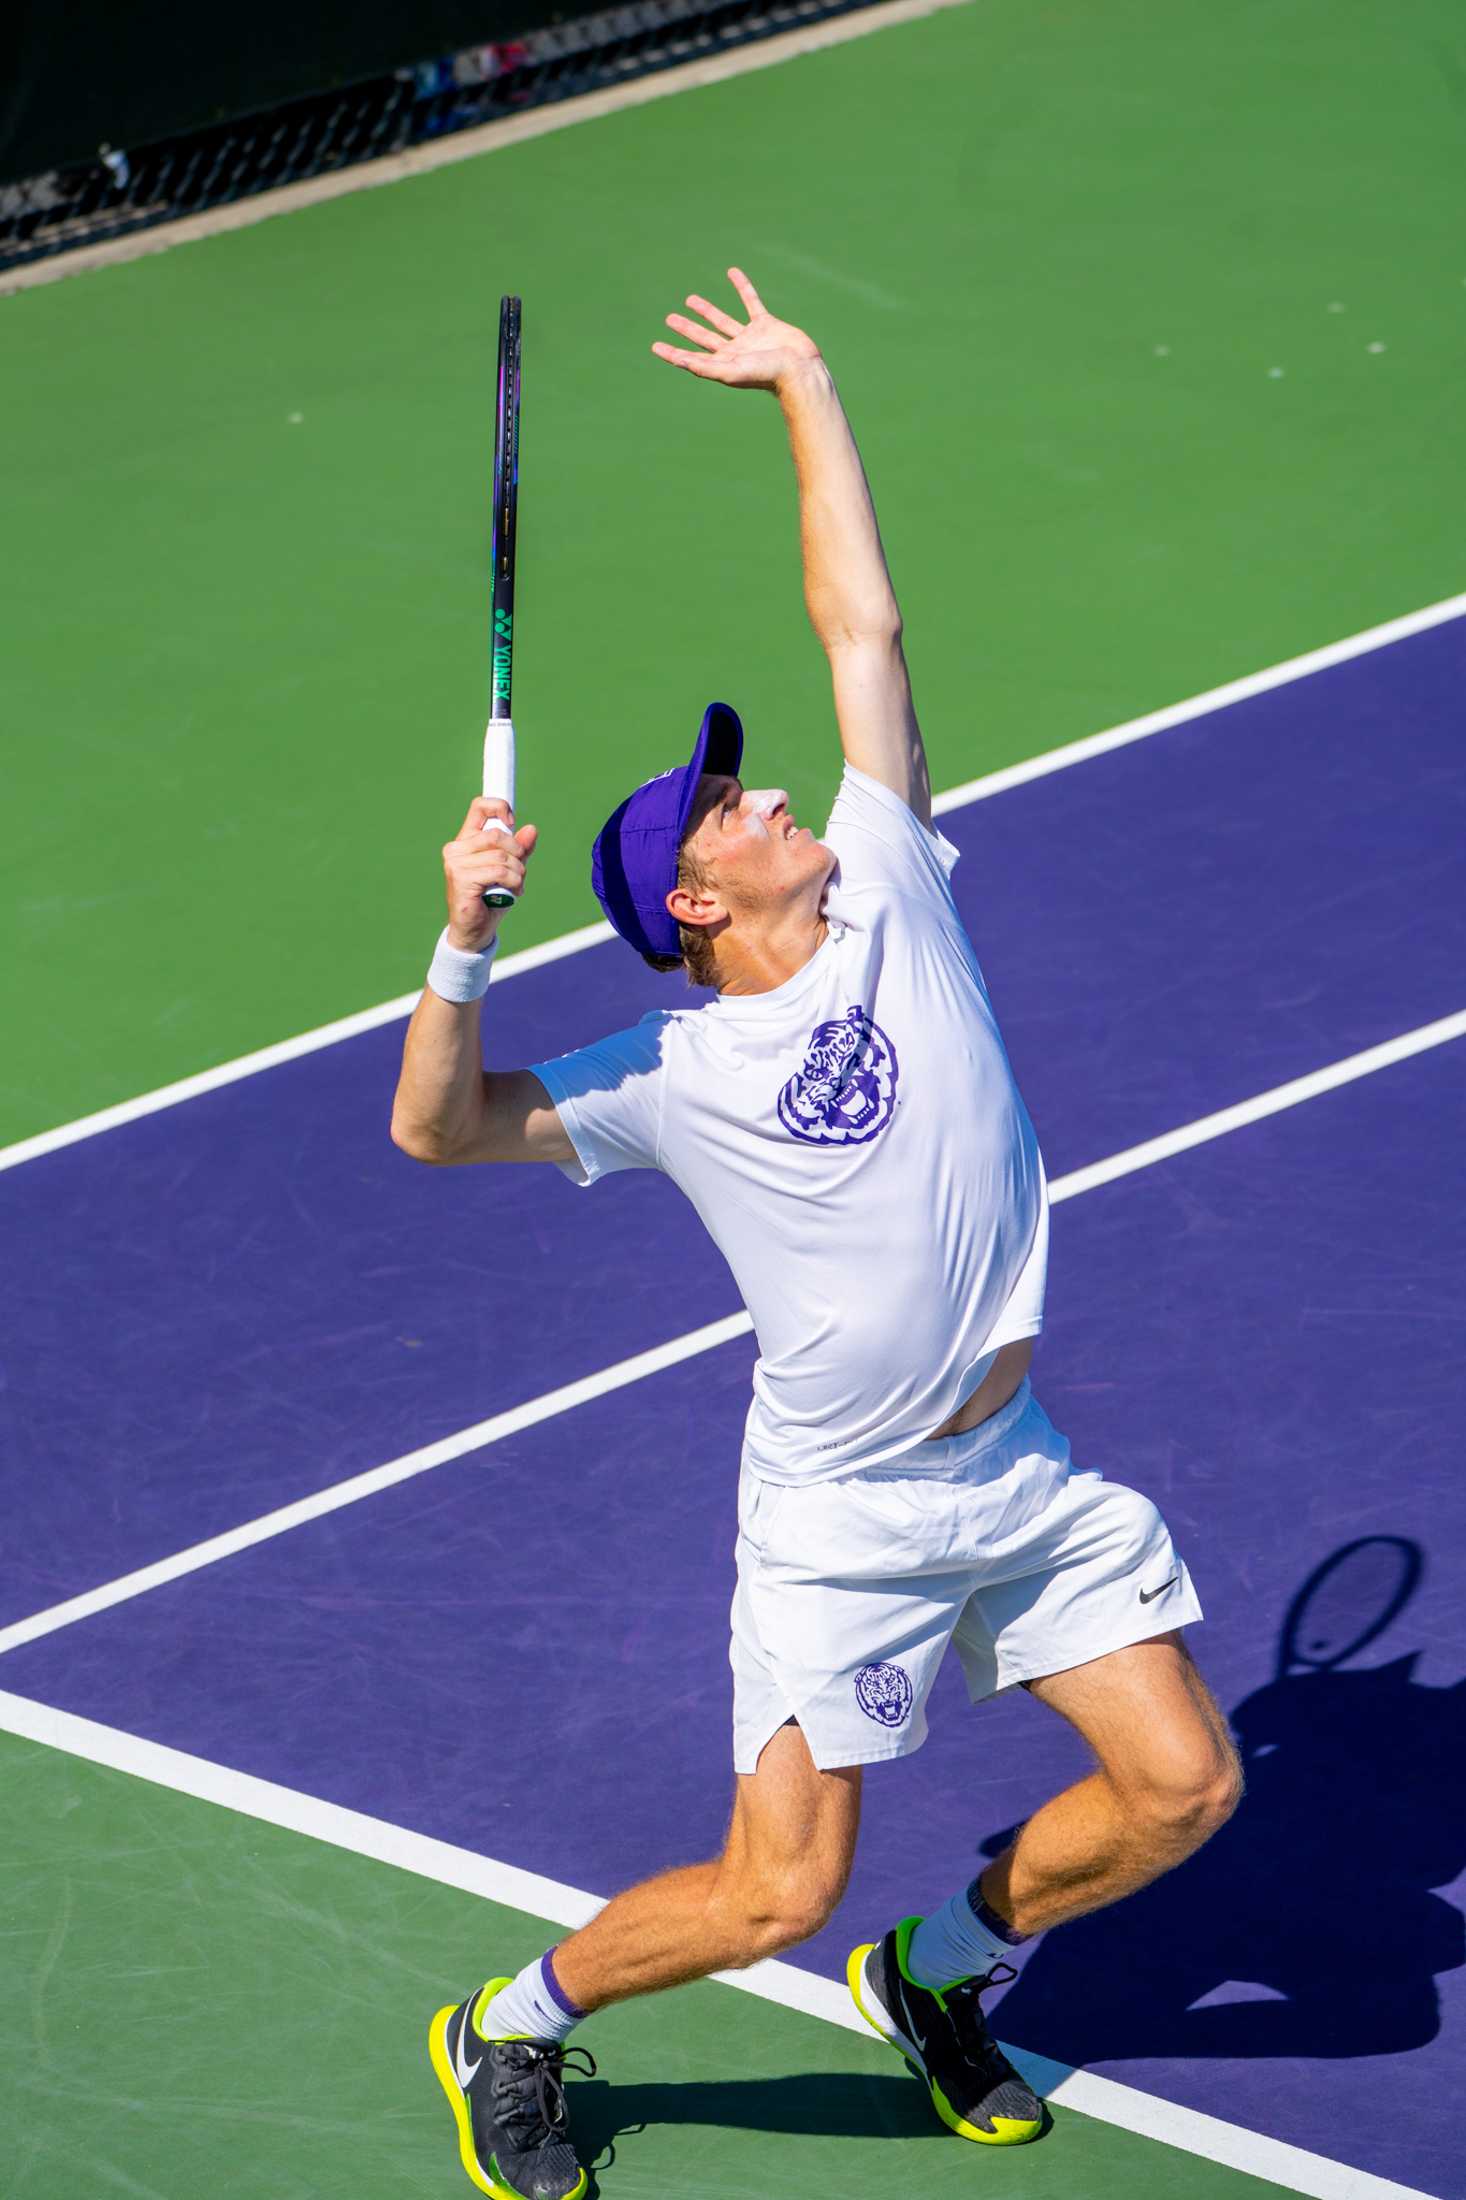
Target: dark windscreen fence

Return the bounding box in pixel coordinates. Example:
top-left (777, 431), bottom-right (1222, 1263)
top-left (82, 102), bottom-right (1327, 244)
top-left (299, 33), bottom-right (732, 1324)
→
top-left (0, 0), bottom-right (548, 183)
top-left (0, 0), bottom-right (876, 275)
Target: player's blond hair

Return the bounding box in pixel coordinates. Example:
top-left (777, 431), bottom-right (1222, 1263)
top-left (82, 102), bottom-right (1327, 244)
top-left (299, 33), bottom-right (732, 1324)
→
top-left (642, 838), bottom-right (719, 989)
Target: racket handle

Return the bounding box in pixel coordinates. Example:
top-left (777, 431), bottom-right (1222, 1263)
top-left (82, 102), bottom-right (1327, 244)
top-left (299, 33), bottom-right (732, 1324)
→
top-left (481, 718), bottom-right (519, 909)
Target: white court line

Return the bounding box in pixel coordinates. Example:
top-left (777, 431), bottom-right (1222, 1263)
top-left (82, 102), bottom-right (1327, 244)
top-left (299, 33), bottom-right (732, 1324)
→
top-left (0, 1686), bottom-right (1427, 2200)
top-left (0, 918), bottom-right (610, 1177)
top-left (0, 0), bottom-right (978, 299)
top-left (2, 588), bottom-right (1462, 1180)
top-left (4, 1006), bottom-right (1460, 1661)
top-left (929, 590), bottom-right (1466, 815)
top-left (0, 1309), bottom-right (751, 1656)
top-left (1053, 1009), bottom-right (1466, 1201)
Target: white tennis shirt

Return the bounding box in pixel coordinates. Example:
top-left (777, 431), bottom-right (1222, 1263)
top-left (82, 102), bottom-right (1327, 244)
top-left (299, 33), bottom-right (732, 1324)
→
top-left (532, 765), bottom-right (1047, 1485)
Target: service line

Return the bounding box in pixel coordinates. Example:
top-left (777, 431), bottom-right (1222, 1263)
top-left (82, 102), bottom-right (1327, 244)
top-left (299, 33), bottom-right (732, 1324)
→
top-left (1, 589), bottom-right (1462, 1180)
top-left (3, 1005), bottom-right (1460, 1662)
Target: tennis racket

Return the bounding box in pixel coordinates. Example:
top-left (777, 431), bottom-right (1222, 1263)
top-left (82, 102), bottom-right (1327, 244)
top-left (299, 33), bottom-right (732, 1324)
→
top-left (482, 293), bottom-right (522, 908)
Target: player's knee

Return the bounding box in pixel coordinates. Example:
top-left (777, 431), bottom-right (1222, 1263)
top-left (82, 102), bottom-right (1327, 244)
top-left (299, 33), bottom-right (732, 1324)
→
top-left (1135, 1737), bottom-right (1242, 1852)
top-left (721, 1866), bottom-right (843, 1961)
top-left (757, 1885), bottom-right (841, 1957)
top-left (1178, 1751), bottom-right (1242, 1846)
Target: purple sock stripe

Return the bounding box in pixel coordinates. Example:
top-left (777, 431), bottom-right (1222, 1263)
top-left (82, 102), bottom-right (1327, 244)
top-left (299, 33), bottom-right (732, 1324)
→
top-left (965, 1878), bottom-right (1029, 1947)
top-left (541, 1948), bottom-right (587, 2023)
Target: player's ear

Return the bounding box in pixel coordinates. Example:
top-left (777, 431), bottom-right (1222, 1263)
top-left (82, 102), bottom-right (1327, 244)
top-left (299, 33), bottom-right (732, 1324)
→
top-left (666, 875), bottom-right (728, 928)
top-left (667, 882), bottom-right (711, 928)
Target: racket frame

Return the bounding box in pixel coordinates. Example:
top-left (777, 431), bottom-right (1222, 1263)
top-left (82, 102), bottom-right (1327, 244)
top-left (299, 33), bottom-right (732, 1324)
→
top-left (483, 293), bottom-right (522, 909)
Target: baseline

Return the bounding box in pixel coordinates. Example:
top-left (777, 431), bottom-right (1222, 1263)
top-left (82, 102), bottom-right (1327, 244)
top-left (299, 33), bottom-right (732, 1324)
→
top-left (2, 592), bottom-right (1461, 1180)
top-left (3, 1006), bottom-right (1459, 1659)
top-left (0, 1686), bottom-right (1425, 2200)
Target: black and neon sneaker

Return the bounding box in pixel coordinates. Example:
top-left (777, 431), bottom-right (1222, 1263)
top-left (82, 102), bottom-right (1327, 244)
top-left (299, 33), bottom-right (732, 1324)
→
top-left (428, 1979), bottom-right (596, 2199)
top-left (847, 1916), bottom-right (1043, 2145)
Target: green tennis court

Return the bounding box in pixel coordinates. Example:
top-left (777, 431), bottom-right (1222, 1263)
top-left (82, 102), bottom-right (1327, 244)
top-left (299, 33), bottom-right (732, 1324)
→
top-left (9, 1727), bottom-right (1300, 2198)
top-left (4, 0), bottom-right (1461, 1146)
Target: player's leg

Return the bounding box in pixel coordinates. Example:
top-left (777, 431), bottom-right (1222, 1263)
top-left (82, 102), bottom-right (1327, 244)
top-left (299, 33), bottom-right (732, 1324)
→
top-left (855, 1634), bottom-right (1238, 2156)
top-left (980, 1629), bottom-right (1241, 1935)
top-left (849, 1643), bottom-right (1237, 2156)
top-left (849, 1395), bottom-right (1229, 2148)
top-left (836, 1397), bottom-right (1064, 2147)
top-left (555, 1718), bottom-right (861, 2006)
top-left (429, 1721), bottom-right (858, 2198)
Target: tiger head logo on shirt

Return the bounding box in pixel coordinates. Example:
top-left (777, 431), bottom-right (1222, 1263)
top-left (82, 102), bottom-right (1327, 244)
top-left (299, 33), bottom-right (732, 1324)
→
top-left (777, 1005), bottom-right (900, 1146)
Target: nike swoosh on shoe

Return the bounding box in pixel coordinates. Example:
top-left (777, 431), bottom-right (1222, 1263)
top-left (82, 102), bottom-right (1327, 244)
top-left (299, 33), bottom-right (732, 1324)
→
top-left (451, 2005), bottom-right (482, 2091)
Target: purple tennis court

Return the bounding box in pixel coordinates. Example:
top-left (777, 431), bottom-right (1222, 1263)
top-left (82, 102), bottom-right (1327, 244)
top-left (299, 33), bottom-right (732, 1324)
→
top-left (3, 616), bottom-right (1464, 2195)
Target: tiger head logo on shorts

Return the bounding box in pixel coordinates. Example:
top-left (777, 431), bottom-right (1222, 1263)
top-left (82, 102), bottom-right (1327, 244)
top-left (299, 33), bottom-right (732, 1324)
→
top-left (853, 1660), bottom-right (914, 1728)
top-left (777, 1005), bottom-right (900, 1147)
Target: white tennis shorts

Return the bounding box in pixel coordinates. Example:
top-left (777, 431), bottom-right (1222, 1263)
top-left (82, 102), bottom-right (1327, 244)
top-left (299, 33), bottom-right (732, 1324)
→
top-left (730, 1380), bottom-right (1202, 1774)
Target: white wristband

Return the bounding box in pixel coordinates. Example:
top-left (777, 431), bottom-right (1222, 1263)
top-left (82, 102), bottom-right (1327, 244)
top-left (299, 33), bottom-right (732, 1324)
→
top-left (426, 927), bottom-right (498, 1004)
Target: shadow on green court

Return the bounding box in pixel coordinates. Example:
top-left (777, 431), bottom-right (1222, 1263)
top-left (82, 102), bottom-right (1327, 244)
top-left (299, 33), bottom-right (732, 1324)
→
top-left (573, 2067), bottom-right (1012, 2191)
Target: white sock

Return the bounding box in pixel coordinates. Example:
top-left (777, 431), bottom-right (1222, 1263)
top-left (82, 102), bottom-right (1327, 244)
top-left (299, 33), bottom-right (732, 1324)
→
top-left (478, 1950), bottom-right (584, 2045)
top-left (906, 1877), bottom-right (1030, 1990)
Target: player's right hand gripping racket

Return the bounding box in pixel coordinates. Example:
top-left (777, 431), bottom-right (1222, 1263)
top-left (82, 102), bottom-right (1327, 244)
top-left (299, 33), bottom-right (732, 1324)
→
top-left (482, 293), bottom-right (522, 908)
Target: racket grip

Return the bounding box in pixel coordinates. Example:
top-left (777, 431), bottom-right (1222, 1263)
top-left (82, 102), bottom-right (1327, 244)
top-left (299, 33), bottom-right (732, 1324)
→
top-left (481, 718), bottom-right (519, 909)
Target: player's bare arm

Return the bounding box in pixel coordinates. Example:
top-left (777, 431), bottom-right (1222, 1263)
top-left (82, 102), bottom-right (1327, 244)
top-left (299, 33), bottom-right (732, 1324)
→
top-left (390, 795), bottom-right (573, 1167)
top-left (653, 268), bottom-right (932, 827)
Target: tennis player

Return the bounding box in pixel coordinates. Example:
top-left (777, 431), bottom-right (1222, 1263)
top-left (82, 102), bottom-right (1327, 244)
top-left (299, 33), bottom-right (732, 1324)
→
top-left (395, 269), bottom-right (1241, 2200)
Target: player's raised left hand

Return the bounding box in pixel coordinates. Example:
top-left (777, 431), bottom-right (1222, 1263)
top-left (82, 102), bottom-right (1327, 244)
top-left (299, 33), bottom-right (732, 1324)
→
top-left (652, 268), bottom-right (821, 393)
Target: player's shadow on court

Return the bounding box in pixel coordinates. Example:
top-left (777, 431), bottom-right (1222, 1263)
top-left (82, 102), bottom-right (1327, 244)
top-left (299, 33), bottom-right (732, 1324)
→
top-left (982, 1537), bottom-right (1466, 2064)
top-left (572, 2069), bottom-right (965, 2189)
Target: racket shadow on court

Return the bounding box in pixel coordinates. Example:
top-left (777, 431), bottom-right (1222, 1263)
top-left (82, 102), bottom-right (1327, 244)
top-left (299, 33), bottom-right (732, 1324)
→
top-left (981, 1536), bottom-right (1466, 2065)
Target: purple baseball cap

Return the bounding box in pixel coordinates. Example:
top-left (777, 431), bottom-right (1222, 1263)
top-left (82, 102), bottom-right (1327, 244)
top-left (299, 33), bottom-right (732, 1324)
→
top-left (591, 702), bottom-right (744, 958)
